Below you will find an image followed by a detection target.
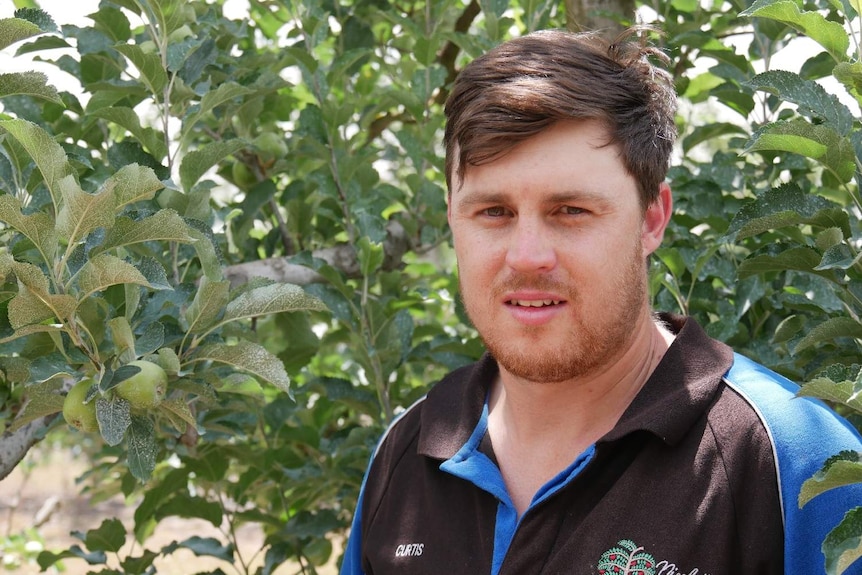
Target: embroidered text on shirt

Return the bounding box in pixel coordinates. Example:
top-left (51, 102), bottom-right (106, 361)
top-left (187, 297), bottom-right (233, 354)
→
top-left (395, 543), bottom-right (424, 557)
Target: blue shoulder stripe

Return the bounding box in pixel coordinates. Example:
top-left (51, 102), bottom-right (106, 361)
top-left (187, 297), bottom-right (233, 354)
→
top-left (724, 353), bottom-right (862, 574)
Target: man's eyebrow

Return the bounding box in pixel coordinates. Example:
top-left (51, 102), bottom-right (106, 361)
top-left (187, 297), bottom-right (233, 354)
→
top-left (454, 188), bottom-right (615, 208)
top-left (453, 190), bottom-right (510, 208)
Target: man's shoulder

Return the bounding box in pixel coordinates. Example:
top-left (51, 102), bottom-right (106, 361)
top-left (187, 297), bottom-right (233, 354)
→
top-left (721, 352), bottom-right (862, 571)
top-left (722, 352), bottom-right (861, 446)
top-left (373, 359), bottom-right (487, 460)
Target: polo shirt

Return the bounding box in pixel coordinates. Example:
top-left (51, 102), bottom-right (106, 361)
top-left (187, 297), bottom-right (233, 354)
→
top-left (340, 315), bottom-right (862, 575)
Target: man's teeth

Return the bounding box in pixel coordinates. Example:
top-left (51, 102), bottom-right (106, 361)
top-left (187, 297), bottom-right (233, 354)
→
top-left (510, 299), bottom-right (561, 307)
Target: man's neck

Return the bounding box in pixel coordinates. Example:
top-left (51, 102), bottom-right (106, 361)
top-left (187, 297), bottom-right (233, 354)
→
top-left (486, 314), bottom-right (675, 516)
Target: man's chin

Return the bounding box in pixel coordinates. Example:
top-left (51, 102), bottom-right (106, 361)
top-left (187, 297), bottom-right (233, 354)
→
top-left (490, 348), bottom-right (594, 384)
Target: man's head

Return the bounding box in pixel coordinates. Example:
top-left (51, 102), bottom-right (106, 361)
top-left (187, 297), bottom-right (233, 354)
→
top-left (444, 27), bottom-right (677, 208)
top-left (444, 29), bottom-right (677, 384)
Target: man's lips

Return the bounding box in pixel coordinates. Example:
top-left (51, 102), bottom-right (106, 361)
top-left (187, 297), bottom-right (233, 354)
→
top-left (506, 298), bottom-right (563, 307)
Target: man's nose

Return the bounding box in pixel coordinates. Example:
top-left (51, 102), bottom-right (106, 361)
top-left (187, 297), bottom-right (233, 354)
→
top-left (504, 217), bottom-right (558, 272)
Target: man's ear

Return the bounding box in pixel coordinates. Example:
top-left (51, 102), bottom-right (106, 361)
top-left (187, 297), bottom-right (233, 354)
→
top-left (641, 182), bottom-right (672, 257)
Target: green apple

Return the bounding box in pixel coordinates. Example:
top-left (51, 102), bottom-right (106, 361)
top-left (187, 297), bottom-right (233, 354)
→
top-left (254, 132), bottom-right (287, 159)
top-left (114, 360), bottom-right (167, 410)
top-left (63, 379), bottom-right (99, 432)
top-left (231, 161), bottom-right (257, 188)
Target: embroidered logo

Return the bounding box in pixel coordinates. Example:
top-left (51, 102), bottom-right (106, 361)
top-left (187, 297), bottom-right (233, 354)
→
top-left (597, 540), bottom-right (711, 575)
top-left (597, 540), bottom-right (656, 575)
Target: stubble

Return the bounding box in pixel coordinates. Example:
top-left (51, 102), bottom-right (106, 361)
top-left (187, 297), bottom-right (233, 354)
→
top-left (461, 240), bottom-right (648, 384)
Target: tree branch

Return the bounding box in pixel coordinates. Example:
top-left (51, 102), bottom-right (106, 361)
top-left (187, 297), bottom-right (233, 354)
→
top-left (224, 219), bottom-right (410, 287)
top-left (435, 0), bottom-right (481, 106)
top-left (0, 414), bottom-right (58, 481)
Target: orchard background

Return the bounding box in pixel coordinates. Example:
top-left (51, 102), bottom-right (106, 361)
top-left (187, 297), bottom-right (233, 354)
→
top-left (1, 0), bottom-right (862, 573)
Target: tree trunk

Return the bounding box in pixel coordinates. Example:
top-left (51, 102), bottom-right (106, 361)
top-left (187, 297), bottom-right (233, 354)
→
top-left (566, 0), bottom-right (636, 37)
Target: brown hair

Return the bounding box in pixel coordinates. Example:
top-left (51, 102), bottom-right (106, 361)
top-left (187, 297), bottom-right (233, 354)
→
top-left (444, 27), bottom-right (677, 207)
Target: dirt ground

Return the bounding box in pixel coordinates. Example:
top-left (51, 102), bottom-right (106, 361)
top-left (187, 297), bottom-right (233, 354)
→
top-left (0, 446), bottom-right (338, 575)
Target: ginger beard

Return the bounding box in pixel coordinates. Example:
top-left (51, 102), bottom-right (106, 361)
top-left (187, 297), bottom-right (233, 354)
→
top-left (459, 236), bottom-right (648, 384)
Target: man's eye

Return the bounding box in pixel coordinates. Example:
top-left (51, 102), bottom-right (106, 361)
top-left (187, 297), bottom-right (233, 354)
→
top-left (483, 206), bottom-right (507, 217)
top-left (562, 206), bottom-right (586, 215)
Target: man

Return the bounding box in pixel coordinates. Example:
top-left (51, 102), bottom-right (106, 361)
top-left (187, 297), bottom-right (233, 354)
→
top-left (340, 28), bottom-right (862, 575)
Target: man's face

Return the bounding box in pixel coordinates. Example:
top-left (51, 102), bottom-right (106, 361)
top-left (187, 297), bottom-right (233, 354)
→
top-left (447, 120), bottom-right (670, 383)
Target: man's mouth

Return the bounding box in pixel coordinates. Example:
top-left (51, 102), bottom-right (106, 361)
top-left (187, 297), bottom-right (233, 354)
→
top-left (507, 299), bottom-right (563, 307)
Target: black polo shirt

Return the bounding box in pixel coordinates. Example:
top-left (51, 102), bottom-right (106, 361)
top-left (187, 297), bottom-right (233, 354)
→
top-left (341, 315), bottom-right (862, 575)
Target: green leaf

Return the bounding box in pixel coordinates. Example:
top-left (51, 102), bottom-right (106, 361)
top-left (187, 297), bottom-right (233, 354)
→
top-left (800, 458), bottom-right (862, 507)
top-left (120, 550), bottom-right (158, 574)
top-left (823, 507), bottom-right (862, 575)
top-left (157, 495), bottom-right (223, 527)
top-left (108, 316), bottom-right (137, 362)
top-left (136, 323), bottom-right (164, 357)
top-left (7, 261), bottom-right (77, 328)
top-left (834, 61), bottom-right (862, 110)
top-left (77, 254), bottom-right (151, 299)
top-left (737, 246), bottom-right (827, 279)
top-left (8, 259), bottom-right (50, 293)
top-left (15, 35), bottom-right (71, 56)
top-left (744, 120), bottom-right (855, 183)
top-left (82, 518), bottom-right (126, 553)
top-left (113, 43), bottom-right (168, 94)
top-left (37, 546), bottom-right (105, 569)
top-left (222, 282), bottom-right (326, 326)
top-left (0, 17), bottom-right (42, 51)
top-left (794, 317), bottom-right (862, 353)
top-left (0, 71), bottom-right (61, 104)
top-left (162, 536), bottom-right (233, 561)
top-left (127, 414), bottom-right (157, 482)
top-left (88, 5), bottom-right (131, 43)
top-left (725, 184), bottom-right (849, 240)
top-left (217, 373), bottom-right (264, 397)
top-left (358, 237), bottom-right (385, 278)
top-left (0, 119), bottom-right (73, 210)
top-left (190, 341), bottom-right (290, 394)
top-left (106, 163), bottom-right (165, 210)
top-left (13, 8), bottom-right (57, 33)
top-left (91, 108), bottom-right (167, 160)
top-left (0, 194), bottom-right (58, 264)
top-left (682, 122), bottom-right (748, 153)
top-left (817, 228), bottom-right (845, 252)
top-left (56, 176), bottom-right (115, 246)
top-left (179, 139), bottom-right (245, 193)
top-left (156, 347), bottom-right (181, 374)
top-left (137, 256), bottom-right (171, 290)
top-left (0, 323), bottom-right (65, 346)
top-left (182, 83), bottom-right (254, 139)
top-left (99, 209), bottom-right (197, 252)
top-left (184, 278), bottom-right (229, 334)
top-left (773, 314), bottom-right (803, 344)
top-left (157, 398), bottom-right (195, 433)
top-left (739, 0), bottom-right (849, 62)
top-left (96, 396), bottom-right (131, 446)
top-left (185, 224), bottom-right (223, 281)
top-left (746, 70), bottom-right (854, 135)
top-left (816, 244), bottom-right (861, 271)
top-left (7, 378), bottom-right (64, 432)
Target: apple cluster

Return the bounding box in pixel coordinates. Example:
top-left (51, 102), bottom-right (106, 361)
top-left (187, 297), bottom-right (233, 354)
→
top-left (62, 360), bottom-right (168, 433)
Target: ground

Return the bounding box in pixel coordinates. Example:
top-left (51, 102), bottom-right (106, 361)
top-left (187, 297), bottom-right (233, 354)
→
top-left (0, 445), bottom-right (338, 575)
